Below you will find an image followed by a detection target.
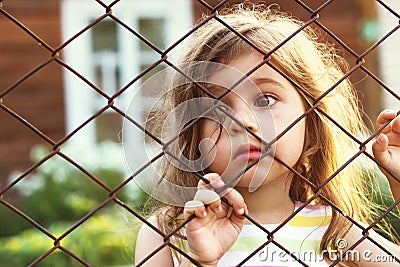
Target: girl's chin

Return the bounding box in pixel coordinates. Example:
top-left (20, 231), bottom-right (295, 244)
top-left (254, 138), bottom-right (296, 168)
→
top-left (212, 163), bottom-right (274, 188)
top-left (231, 172), bottom-right (270, 189)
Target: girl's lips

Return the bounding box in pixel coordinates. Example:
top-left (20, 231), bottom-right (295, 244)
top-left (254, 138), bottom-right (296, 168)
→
top-left (234, 150), bottom-right (262, 161)
top-left (234, 143), bottom-right (262, 161)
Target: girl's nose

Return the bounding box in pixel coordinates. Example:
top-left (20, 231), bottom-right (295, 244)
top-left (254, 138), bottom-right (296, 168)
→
top-left (227, 104), bottom-right (259, 136)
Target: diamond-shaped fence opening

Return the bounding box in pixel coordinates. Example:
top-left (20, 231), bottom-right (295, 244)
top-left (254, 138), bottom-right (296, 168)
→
top-left (0, 0), bottom-right (399, 266)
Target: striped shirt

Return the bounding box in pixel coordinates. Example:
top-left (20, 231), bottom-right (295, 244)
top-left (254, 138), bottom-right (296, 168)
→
top-left (218, 202), bottom-right (332, 267)
top-left (172, 202), bottom-right (332, 267)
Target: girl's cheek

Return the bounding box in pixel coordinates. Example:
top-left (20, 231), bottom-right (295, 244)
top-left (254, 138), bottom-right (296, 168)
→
top-left (200, 120), bottom-right (219, 139)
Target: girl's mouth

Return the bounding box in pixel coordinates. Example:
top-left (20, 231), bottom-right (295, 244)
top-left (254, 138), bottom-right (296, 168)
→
top-left (234, 144), bottom-right (262, 161)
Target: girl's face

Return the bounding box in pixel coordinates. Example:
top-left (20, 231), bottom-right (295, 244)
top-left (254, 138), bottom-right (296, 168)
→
top-left (200, 52), bottom-right (306, 190)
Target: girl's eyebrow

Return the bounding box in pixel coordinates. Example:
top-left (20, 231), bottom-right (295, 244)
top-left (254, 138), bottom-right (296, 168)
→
top-left (203, 77), bottom-right (285, 97)
top-left (253, 77), bottom-right (285, 89)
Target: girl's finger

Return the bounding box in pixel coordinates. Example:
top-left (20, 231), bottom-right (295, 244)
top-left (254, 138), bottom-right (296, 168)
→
top-left (184, 200), bottom-right (207, 219)
top-left (194, 189), bottom-right (220, 205)
top-left (199, 173), bottom-right (245, 215)
top-left (372, 133), bottom-right (390, 167)
top-left (222, 187), bottom-right (246, 216)
top-left (208, 197), bottom-right (223, 214)
top-left (376, 109), bottom-right (396, 133)
top-left (392, 115), bottom-right (400, 135)
top-left (198, 173), bottom-right (224, 190)
top-left (199, 173), bottom-right (233, 197)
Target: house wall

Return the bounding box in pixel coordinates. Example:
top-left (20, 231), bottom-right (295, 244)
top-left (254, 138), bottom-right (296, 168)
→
top-left (0, 0), bottom-right (65, 185)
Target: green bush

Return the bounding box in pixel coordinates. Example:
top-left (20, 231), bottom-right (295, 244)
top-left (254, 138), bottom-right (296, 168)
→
top-left (0, 211), bottom-right (140, 267)
top-left (0, 143), bottom-right (148, 236)
top-left (368, 170), bottom-right (400, 241)
top-left (0, 142), bottom-right (148, 266)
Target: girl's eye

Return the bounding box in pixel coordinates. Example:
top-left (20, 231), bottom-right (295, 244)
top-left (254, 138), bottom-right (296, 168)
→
top-left (254, 94), bottom-right (277, 108)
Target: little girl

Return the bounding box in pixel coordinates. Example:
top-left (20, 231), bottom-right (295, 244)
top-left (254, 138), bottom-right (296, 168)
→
top-left (135, 4), bottom-right (400, 267)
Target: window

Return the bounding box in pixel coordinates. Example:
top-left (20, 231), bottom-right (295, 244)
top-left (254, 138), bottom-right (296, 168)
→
top-left (61, 0), bottom-right (192, 167)
top-left (377, 1), bottom-right (400, 110)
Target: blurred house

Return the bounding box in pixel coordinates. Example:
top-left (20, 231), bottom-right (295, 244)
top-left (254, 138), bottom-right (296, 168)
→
top-left (0, 0), bottom-right (398, 187)
top-left (377, 2), bottom-right (400, 110)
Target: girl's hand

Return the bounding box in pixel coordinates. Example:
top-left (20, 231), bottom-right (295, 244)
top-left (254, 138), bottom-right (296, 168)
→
top-left (372, 110), bottom-right (400, 183)
top-left (183, 173), bottom-right (247, 267)
top-left (372, 110), bottom-right (400, 209)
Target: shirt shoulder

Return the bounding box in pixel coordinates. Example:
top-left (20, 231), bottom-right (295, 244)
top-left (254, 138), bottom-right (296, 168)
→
top-left (219, 202), bottom-right (332, 266)
top-left (287, 201), bottom-right (332, 227)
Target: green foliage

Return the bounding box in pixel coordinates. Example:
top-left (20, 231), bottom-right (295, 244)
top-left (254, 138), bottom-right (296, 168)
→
top-left (0, 143), bottom-right (148, 236)
top-left (0, 143), bottom-right (148, 266)
top-left (368, 171), bottom-right (400, 241)
top-left (0, 212), bottom-right (140, 267)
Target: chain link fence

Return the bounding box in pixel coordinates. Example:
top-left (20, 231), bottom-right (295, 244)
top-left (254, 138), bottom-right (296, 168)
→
top-left (0, 0), bottom-right (399, 266)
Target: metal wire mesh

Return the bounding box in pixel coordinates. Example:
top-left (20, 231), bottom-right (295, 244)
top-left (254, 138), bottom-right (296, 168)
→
top-left (0, 0), bottom-right (399, 266)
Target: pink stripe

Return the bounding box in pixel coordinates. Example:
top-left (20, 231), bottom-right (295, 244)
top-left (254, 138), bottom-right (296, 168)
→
top-left (295, 201), bottom-right (328, 211)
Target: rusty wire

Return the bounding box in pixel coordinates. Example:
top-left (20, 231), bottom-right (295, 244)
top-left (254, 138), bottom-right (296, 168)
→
top-left (0, 0), bottom-right (399, 266)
